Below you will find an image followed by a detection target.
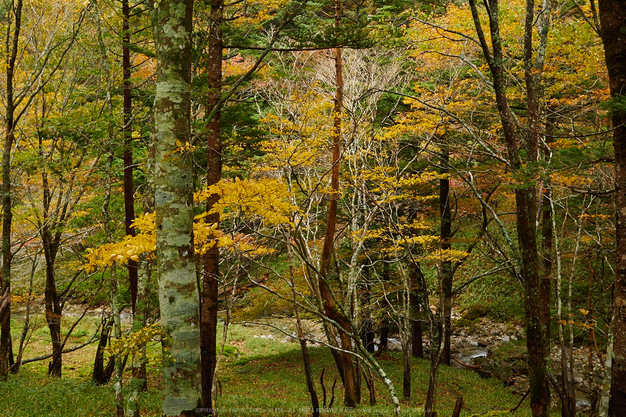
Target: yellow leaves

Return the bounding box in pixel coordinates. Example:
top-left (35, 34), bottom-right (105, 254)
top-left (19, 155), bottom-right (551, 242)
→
top-left (108, 323), bottom-right (163, 356)
top-left (84, 215), bottom-right (156, 272)
top-left (223, 54), bottom-right (253, 78)
top-left (174, 140), bottom-right (195, 154)
top-left (422, 248), bottom-right (470, 263)
top-left (196, 177), bottom-right (299, 226)
top-left (557, 309), bottom-right (597, 330)
top-left (550, 138), bottom-right (582, 150)
top-left (231, 0), bottom-right (290, 28)
top-left (402, 235), bottom-right (439, 246)
top-left (553, 173), bottom-right (593, 189)
top-left (355, 167), bottom-right (443, 205)
top-left (85, 179), bottom-right (295, 270)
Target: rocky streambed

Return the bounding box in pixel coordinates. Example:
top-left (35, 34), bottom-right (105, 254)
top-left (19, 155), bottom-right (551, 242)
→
top-left (448, 317), bottom-right (602, 413)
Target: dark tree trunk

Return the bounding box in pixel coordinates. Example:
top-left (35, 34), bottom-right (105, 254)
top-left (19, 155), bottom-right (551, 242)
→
top-left (43, 241), bottom-right (62, 377)
top-left (93, 317), bottom-right (114, 385)
top-left (410, 263), bottom-right (424, 359)
top-left (200, 0), bottom-right (223, 414)
top-left (0, 0), bottom-right (22, 380)
top-left (38, 124), bottom-right (64, 378)
top-left (122, 0), bottom-right (138, 314)
top-left (597, 2), bottom-right (626, 416)
top-left (362, 320), bottom-right (375, 353)
top-left (468, 1), bottom-right (550, 415)
top-left (379, 322), bottom-right (389, 351)
top-left (439, 143), bottom-right (452, 367)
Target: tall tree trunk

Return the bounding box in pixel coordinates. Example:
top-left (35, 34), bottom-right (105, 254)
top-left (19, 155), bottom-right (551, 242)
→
top-left (111, 267), bottom-right (125, 417)
top-left (122, 0), bottom-right (138, 314)
top-left (468, 1), bottom-right (550, 415)
top-left (42, 226), bottom-right (62, 378)
top-left (153, 0), bottom-right (202, 415)
top-left (0, 0), bottom-right (22, 379)
top-left (201, 0), bottom-right (223, 414)
top-left (597, 2), bottom-right (626, 416)
top-left (439, 141), bottom-right (452, 367)
top-left (93, 317), bottom-right (114, 385)
top-left (287, 240), bottom-right (319, 417)
top-left (126, 181), bottom-right (154, 415)
top-left (410, 262), bottom-right (424, 359)
top-left (316, 37), bottom-right (358, 407)
top-left (40, 129), bottom-right (63, 377)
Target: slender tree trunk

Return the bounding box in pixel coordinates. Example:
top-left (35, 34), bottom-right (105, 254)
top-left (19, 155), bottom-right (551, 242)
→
top-left (597, 2), bottom-right (626, 415)
top-left (316, 39), bottom-right (358, 407)
top-left (439, 142), bottom-right (452, 367)
top-left (287, 240), bottom-right (319, 417)
top-left (43, 234), bottom-right (62, 377)
top-left (314, 1), bottom-right (358, 406)
top-left (410, 263), bottom-right (424, 359)
top-left (111, 267), bottom-right (124, 417)
top-left (93, 317), bottom-right (114, 385)
top-left (200, 0), bottom-right (223, 414)
top-left (153, 0), bottom-right (202, 414)
top-left (126, 135), bottom-right (156, 417)
top-left (402, 322), bottom-right (411, 400)
top-left (361, 278), bottom-right (375, 353)
top-left (0, 0), bottom-right (22, 379)
top-left (40, 127), bottom-right (63, 377)
top-left (468, 2), bottom-right (550, 415)
top-left (122, 0), bottom-right (138, 314)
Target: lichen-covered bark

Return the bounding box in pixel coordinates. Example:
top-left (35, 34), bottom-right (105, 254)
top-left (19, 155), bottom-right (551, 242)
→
top-left (153, 1), bottom-right (202, 415)
top-left (597, 2), bottom-right (626, 416)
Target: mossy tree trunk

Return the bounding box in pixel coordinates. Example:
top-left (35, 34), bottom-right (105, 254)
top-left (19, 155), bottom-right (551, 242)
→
top-left (153, 0), bottom-right (202, 415)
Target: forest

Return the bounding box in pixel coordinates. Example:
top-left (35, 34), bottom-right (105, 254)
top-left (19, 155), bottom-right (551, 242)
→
top-left (0, 0), bottom-right (625, 416)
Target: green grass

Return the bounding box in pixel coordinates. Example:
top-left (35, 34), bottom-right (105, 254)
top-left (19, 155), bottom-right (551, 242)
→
top-left (2, 311), bottom-right (530, 417)
top-left (0, 369), bottom-right (162, 417)
top-left (214, 323), bottom-right (528, 417)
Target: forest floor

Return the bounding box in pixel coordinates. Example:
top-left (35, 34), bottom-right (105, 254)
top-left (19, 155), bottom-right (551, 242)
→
top-left (1, 306), bottom-right (533, 417)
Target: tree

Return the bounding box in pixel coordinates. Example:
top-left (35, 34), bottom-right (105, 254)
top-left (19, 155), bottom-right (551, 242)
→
top-left (0, 0), bottom-right (23, 379)
top-left (597, 1), bottom-right (626, 416)
top-left (468, 1), bottom-right (551, 414)
top-left (152, 0), bottom-right (202, 415)
top-left (200, 0), bottom-right (223, 414)
top-left (1, 0), bottom-right (87, 378)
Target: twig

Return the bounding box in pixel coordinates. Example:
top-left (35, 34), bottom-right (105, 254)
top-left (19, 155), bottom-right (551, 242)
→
top-left (510, 388), bottom-right (530, 413)
top-left (452, 357), bottom-right (481, 369)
